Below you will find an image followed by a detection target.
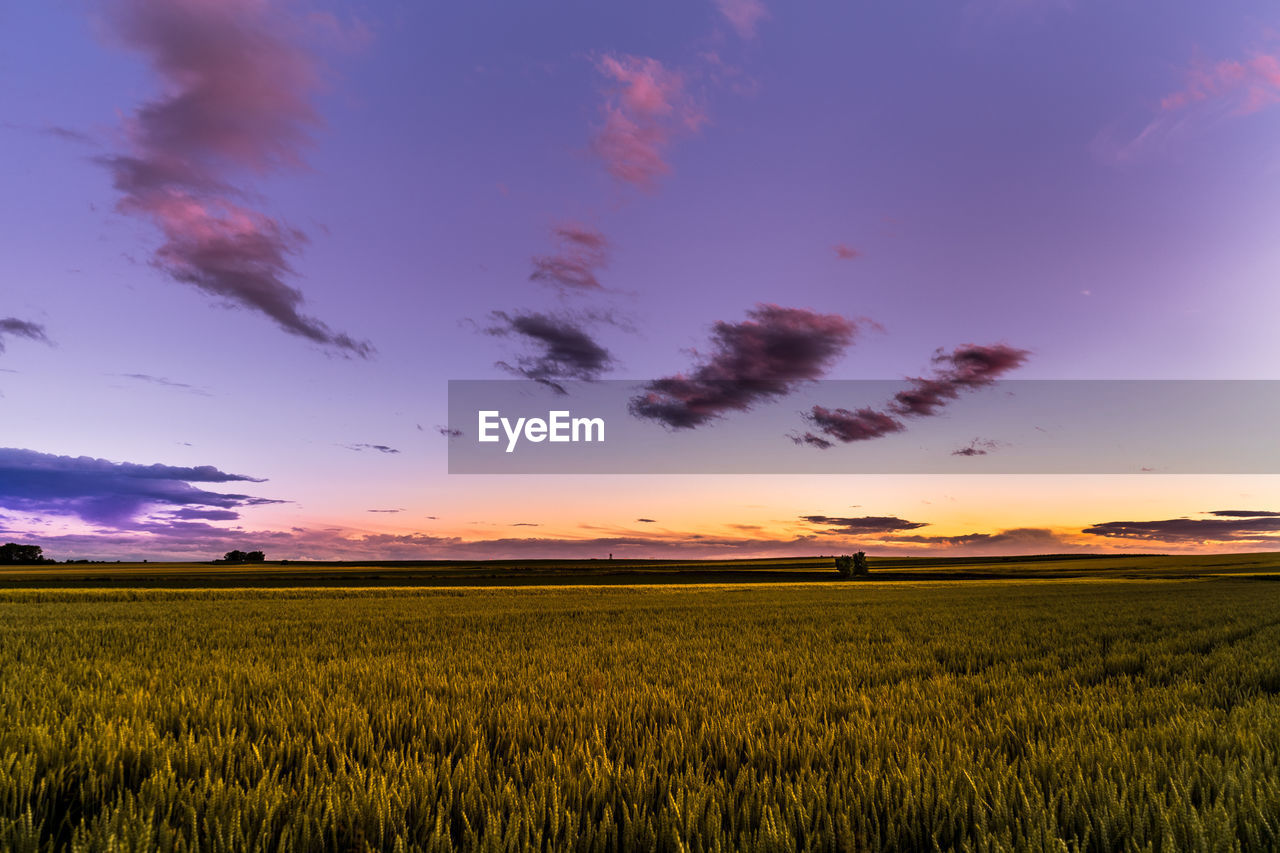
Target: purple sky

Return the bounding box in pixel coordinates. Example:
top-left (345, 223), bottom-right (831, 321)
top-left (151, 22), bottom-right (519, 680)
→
top-left (3, 0), bottom-right (1280, 560)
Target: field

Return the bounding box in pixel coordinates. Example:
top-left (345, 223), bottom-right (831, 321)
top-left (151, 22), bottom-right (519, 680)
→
top-left (2, 558), bottom-right (1280, 851)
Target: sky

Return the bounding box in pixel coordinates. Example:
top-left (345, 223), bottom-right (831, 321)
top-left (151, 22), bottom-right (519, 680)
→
top-left (3, 0), bottom-right (1280, 561)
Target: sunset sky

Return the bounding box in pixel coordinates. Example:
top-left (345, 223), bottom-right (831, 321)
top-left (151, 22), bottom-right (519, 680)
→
top-left (3, 0), bottom-right (1280, 560)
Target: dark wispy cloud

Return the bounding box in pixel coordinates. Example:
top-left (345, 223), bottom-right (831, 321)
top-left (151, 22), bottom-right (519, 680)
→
top-left (952, 438), bottom-right (1002, 457)
top-left (889, 345), bottom-right (1030, 416)
top-left (636, 517), bottom-right (657, 523)
top-left (791, 406), bottom-right (904, 449)
top-left (1206, 509), bottom-right (1280, 518)
top-left (0, 447), bottom-right (280, 528)
top-left (795, 343), bottom-right (1029, 448)
top-left (43, 125), bottom-right (97, 145)
top-left (630, 304), bottom-right (860, 429)
top-left (367, 509), bottom-right (403, 514)
top-left (114, 373), bottom-right (210, 396)
top-left (1083, 512), bottom-right (1280, 543)
top-left (530, 223), bottom-right (609, 290)
top-left (0, 318), bottom-right (52, 353)
top-left (437, 426), bottom-right (464, 438)
top-left (487, 310), bottom-right (614, 393)
top-left (99, 0), bottom-right (371, 357)
top-left (592, 54), bottom-right (706, 189)
top-left (801, 515), bottom-right (928, 534)
top-left (342, 443), bottom-right (400, 454)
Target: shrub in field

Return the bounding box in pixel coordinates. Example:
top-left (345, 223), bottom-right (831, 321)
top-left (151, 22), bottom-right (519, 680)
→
top-left (220, 549), bottom-right (266, 563)
top-left (835, 551), bottom-right (869, 578)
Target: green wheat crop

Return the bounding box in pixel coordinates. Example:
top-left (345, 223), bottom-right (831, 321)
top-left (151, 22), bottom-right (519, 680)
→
top-left (2, 579), bottom-right (1278, 851)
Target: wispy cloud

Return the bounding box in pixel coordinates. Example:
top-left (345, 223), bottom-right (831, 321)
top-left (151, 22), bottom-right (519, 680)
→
top-left (486, 310), bottom-right (615, 393)
top-left (1161, 51), bottom-right (1280, 115)
top-left (342, 443), bottom-right (399, 454)
top-left (99, 0), bottom-right (371, 356)
top-left (952, 437), bottom-right (1002, 457)
top-left (713, 0), bottom-right (769, 40)
top-left (0, 318), bottom-right (51, 356)
top-left (114, 373), bottom-right (211, 396)
top-left (1097, 46), bottom-right (1280, 163)
top-left (833, 243), bottom-right (862, 261)
top-left (1206, 509), bottom-right (1280, 518)
top-left (592, 54), bottom-right (706, 189)
top-left (795, 343), bottom-right (1029, 448)
top-left (791, 407), bottom-right (904, 449)
top-left (530, 223), bottom-right (609, 290)
top-left (631, 304), bottom-right (861, 428)
top-left (0, 318), bottom-right (52, 354)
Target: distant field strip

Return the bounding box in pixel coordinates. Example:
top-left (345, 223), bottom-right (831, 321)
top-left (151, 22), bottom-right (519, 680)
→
top-left (2, 579), bottom-right (1279, 851)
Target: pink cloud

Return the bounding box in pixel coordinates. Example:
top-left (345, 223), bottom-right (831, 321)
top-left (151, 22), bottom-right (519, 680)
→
top-left (1100, 46), bottom-right (1280, 164)
top-left (592, 54), bottom-right (706, 189)
top-left (833, 243), bottom-right (862, 260)
top-left (100, 0), bottom-right (370, 356)
top-left (1161, 52), bottom-right (1280, 115)
top-left (713, 0), bottom-right (769, 40)
top-left (530, 223), bottom-right (609, 290)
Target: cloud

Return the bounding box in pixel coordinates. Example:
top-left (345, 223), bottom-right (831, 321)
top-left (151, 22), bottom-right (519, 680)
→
top-left (367, 509), bottom-right (403, 513)
top-left (114, 373), bottom-right (210, 396)
top-left (486, 310), bottom-right (615, 393)
top-left (801, 515), bottom-right (928, 534)
top-left (952, 438), bottom-right (1002, 457)
top-left (99, 0), bottom-right (370, 357)
top-left (1097, 47), bottom-right (1280, 164)
top-left (833, 243), bottom-right (862, 260)
top-left (342, 443), bottom-right (400, 454)
top-left (889, 344), bottom-right (1030, 416)
top-left (796, 343), bottom-right (1029, 447)
top-left (43, 125), bottom-right (96, 145)
top-left (437, 426), bottom-right (464, 438)
top-left (0, 318), bottom-right (52, 353)
top-left (1160, 51), bottom-right (1280, 115)
top-left (1083, 512), bottom-right (1280, 543)
top-left (592, 54), bottom-right (705, 189)
top-left (1207, 509), bottom-right (1280, 518)
top-left (530, 223), bottom-right (609, 290)
top-left (630, 304), bottom-right (860, 428)
top-left (713, 0), bottom-right (769, 39)
top-left (0, 447), bottom-right (279, 528)
top-left (163, 507), bottom-right (242, 521)
top-left (636, 517), bottom-right (657, 523)
top-left (791, 406), bottom-right (904, 448)
top-left (886, 527), bottom-right (1077, 550)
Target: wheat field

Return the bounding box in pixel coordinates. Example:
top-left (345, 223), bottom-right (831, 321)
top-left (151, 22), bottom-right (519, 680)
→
top-left (2, 578), bottom-right (1279, 851)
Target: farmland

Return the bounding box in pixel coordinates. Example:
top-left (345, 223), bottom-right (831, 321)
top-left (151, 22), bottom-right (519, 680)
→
top-left (2, 562), bottom-right (1280, 850)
